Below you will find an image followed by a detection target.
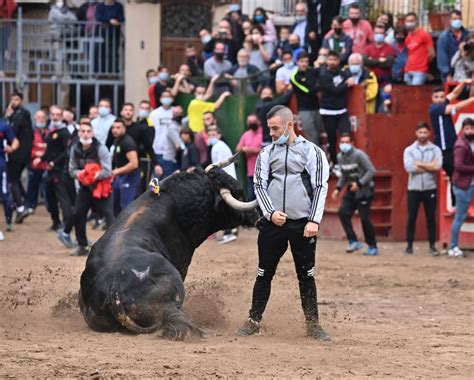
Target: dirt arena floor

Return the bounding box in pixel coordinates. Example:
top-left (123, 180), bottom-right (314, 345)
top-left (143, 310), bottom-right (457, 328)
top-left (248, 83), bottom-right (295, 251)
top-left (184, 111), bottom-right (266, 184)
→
top-left (1, 208), bottom-right (473, 378)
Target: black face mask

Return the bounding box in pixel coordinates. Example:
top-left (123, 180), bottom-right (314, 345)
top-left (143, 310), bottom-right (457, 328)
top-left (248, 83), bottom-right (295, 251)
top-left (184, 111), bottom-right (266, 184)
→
top-left (262, 97), bottom-right (273, 102)
top-left (350, 17), bottom-right (360, 24)
top-left (248, 123), bottom-right (259, 130)
top-left (465, 134), bottom-right (474, 141)
top-left (215, 52), bottom-right (225, 60)
top-left (290, 43), bottom-right (300, 50)
top-left (334, 27), bottom-right (343, 35)
top-left (187, 54), bottom-right (196, 59)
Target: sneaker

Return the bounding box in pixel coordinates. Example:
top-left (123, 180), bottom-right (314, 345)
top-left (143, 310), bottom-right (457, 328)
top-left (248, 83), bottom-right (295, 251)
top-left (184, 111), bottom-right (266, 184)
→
top-left (346, 240), bottom-right (363, 253)
top-left (70, 245), bottom-right (90, 257)
top-left (0, 231), bottom-right (4, 241)
top-left (57, 231), bottom-right (74, 249)
top-left (48, 222), bottom-right (63, 232)
top-left (447, 246), bottom-right (464, 258)
top-left (6, 223), bottom-right (13, 232)
top-left (429, 246), bottom-right (440, 257)
top-left (92, 218), bottom-right (105, 230)
top-left (364, 246), bottom-right (378, 256)
top-left (404, 246), bottom-right (413, 255)
top-left (15, 209), bottom-right (29, 224)
top-left (218, 234), bottom-right (237, 245)
top-left (236, 318), bottom-right (260, 336)
top-left (306, 321), bottom-right (331, 341)
top-left (26, 208), bottom-right (35, 215)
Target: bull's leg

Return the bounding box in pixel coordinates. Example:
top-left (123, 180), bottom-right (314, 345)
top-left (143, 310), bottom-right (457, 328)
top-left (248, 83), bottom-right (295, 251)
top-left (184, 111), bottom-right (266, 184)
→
top-left (79, 289), bottom-right (121, 332)
top-left (161, 303), bottom-right (204, 341)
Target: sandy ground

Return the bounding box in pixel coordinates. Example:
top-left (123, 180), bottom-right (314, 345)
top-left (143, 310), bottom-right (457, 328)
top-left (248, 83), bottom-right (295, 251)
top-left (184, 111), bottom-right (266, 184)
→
top-left (0, 208), bottom-right (473, 378)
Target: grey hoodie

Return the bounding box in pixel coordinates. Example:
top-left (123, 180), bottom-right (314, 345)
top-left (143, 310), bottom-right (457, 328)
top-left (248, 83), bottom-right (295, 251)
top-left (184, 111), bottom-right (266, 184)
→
top-left (254, 135), bottom-right (329, 223)
top-left (403, 141), bottom-right (443, 191)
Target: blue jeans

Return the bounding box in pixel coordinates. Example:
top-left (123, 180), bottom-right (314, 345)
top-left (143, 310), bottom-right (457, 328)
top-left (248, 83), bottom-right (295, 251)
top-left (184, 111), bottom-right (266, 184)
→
top-left (404, 72), bottom-right (428, 86)
top-left (26, 169), bottom-right (47, 210)
top-left (154, 154), bottom-right (178, 179)
top-left (113, 170), bottom-right (140, 216)
top-left (450, 185), bottom-right (474, 248)
top-left (0, 159), bottom-right (13, 224)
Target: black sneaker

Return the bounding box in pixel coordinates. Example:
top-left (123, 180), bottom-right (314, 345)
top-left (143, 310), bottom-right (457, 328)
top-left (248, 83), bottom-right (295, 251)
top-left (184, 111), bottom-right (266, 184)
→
top-left (70, 245), bottom-right (90, 257)
top-left (92, 218), bottom-right (105, 230)
top-left (236, 318), bottom-right (260, 336)
top-left (429, 246), bottom-right (440, 257)
top-left (49, 222), bottom-right (63, 232)
top-left (15, 209), bottom-right (29, 224)
top-left (404, 246), bottom-right (413, 255)
top-left (306, 321), bottom-right (331, 341)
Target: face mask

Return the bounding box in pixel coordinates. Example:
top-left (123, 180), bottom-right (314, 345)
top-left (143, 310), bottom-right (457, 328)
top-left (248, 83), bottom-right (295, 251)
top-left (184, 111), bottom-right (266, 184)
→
top-left (98, 107), bottom-right (110, 117)
top-left (255, 15), bottom-right (264, 23)
top-left (214, 52), bottom-right (225, 60)
top-left (339, 143), bottom-right (352, 153)
top-left (80, 137), bottom-right (93, 145)
top-left (451, 19), bottom-right (462, 29)
top-left (290, 43), bottom-right (300, 50)
top-left (396, 36), bottom-right (405, 43)
top-left (161, 97), bottom-right (173, 106)
top-left (36, 123), bottom-right (47, 129)
top-left (349, 64), bottom-right (361, 75)
top-left (201, 35), bottom-right (212, 44)
top-left (334, 27), bottom-right (343, 35)
top-left (405, 22), bottom-right (416, 31)
top-left (52, 120), bottom-right (63, 127)
top-left (262, 96), bottom-right (273, 102)
top-left (56, 1), bottom-right (64, 8)
top-left (273, 123), bottom-right (289, 145)
top-left (465, 134), bottom-right (474, 141)
top-left (158, 72), bottom-right (169, 82)
top-left (208, 137), bottom-right (218, 146)
top-left (284, 61), bottom-right (294, 69)
top-left (374, 33), bottom-right (385, 44)
top-left (350, 17), bottom-right (360, 24)
top-left (248, 123), bottom-right (258, 131)
top-left (318, 55), bottom-right (327, 63)
top-left (148, 76), bottom-right (159, 85)
top-left (295, 15), bottom-right (306, 23)
top-left (138, 109), bottom-right (149, 119)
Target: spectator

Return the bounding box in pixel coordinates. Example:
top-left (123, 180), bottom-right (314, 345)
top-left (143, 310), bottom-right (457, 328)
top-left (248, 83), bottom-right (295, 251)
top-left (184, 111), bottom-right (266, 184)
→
top-left (403, 122), bottom-right (442, 256)
top-left (437, 10), bottom-right (469, 83)
top-left (451, 33), bottom-right (474, 82)
top-left (225, 4), bottom-right (248, 51)
top-left (95, 0), bottom-right (124, 73)
top-left (179, 127), bottom-right (200, 171)
top-left (236, 114), bottom-right (262, 201)
top-left (314, 47), bottom-right (330, 69)
top-left (448, 118), bottom-right (474, 258)
top-left (403, 12), bottom-right (434, 86)
top-left (290, 50), bottom-right (322, 145)
top-left (377, 13), bottom-right (395, 46)
top-left (340, 0), bottom-right (359, 18)
top-left (77, 0), bottom-right (98, 36)
top-left (26, 110), bottom-right (50, 215)
top-left (149, 65), bottom-right (170, 109)
top-left (58, 122), bottom-right (114, 256)
top-left (242, 20), bottom-right (252, 38)
top-left (226, 48), bottom-right (260, 95)
top-left (392, 26), bottom-right (408, 83)
top-left (196, 111), bottom-right (217, 164)
top-left (345, 53), bottom-right (378, 114)
top-left (291, 2), bottom-right (307, 48)
top-left (48, 0), bottom-right (77, 42)
top-left (0, 118), bottom-right (18, 235)
top-left (111, 118), bottom-right (139, 215)
top-left (200, 29), bottom-right (214, 60)
top-left (145, 68), bottom-right (158, 86)
top-left (342, 4), bottom-right (373, 54)
top-left (187, 78), bottom-right (231, 133)
top-left (322, 16), bottom-right (353, 65)
top-left (252, 7), bottom-right (276, 45)
top-left (63, 107), bottom-right (78, 136)
top-left (255, 86), bottom-right (293, 145)
top-left (160, 106), bottom-right (184, 178)
top-left (88, 105), bottom-right (98, 121)
top-left (204, 41), bottom-right (233, 78)
top-left (331, 133), bottom-right (378, 256)
top-left (91, 98), bottom-right (116, 146)
top-left (149, 90), bottom-right (174, 172)
top-left (288, 33), bottom-right (306, 62)
top-left (4, 91), bottom-right (33, 223)
top-left (0, 0), bottom-right (16, 75)
top-left (429, 82), bottom-right (474, 205)
top-left (214, 19), bottom-right (239, 64)
top-left (319, 50), bottom-right (354, 166)
top-left (36, 105), bottom-right (73, 232)
top-left (244, 25), bottom-right (273, 71)
top-left (185, 43), bottom-right (203, 77)
top-left (272, 26), bottom-right (291, 62)
top-left (275, 50), bottom-right (296, 94)
top-left (174, 64), bottom-right (195, 94)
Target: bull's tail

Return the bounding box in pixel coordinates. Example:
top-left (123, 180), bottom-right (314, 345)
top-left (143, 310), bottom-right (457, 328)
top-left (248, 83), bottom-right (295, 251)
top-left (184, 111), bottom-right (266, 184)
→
top-left (109, 288), bottom-right (161, 334)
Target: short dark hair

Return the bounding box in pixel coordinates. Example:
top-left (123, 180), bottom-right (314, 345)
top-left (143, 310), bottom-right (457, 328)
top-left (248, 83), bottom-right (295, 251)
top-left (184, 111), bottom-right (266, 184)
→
top-left (406, 12), bottom-right (418, 19)
top-left (11, 91), bottom-right (23, 100)
top-left (157, 64), bottom-right (167, 72)
top-left (79, 121), bottom-right (92, 128)
top-left (161, 90), bottom-right (172, 97)
top-left (374, 23), bottom-right (387, 32)
top-left (416, 122), bottom-right (430, 131)
top-left (332, 15), bottom-right (344, 24)
top-left (281, 49), bottom-right (293, 58)
top-left (121, 102), bottom-right (135, 109)
top-left (113, 118), bottom-right (125, 126)
top-left (145, 69), bottom-right (155, 78)
top-left (450, 9), bottom-right (461, 17)
top-left (139, 99), bottom-right (151, 106)
top-left (185, 43), bottom-right (195, 49)
top-left (349, 3), bottom-right (360, 10)
top-left (462, 117), bottom-right (474, 128)
top-left (180, 127), bottom-right (195, 142)
top-left (99, 98), bottom-right (112, 106)
top-left (64, 107), bottom-right (76, 118)
top-left (203, 111), bottom-right (215, 119)
top-left (296, 50), bottom-right (309, 61)
top-left (432, 86), bottom-right (445, 94)
top-left (328, 50), bottom-right (340, 59)
top-left (340, 132), bottom-right (352, 141)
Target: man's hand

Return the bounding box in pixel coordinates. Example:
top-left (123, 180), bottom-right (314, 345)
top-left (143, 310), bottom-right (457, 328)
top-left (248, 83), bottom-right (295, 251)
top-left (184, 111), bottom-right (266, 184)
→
top-left (350, 182), bottom-right (359, 192)
top-left (110, 19), bottom-right (120, 26)
top-left (4, 145), bottom-right (13, 154)
top-left (331, 189), bottom-right (339, 200)
top-left (304, 221), bottom-right (319, 238)
top-left (32, 157), bottom-right (41, 167)
top-left (346, 77), bottom-right (356, 87)
top-left (210, 74), bottom-right (220, 83)
top-left (309, 31), bottom-right (317, 40)
top-left (271, 211), bottom-right (287, 226)
top-left (222, 91), bottom-right (232, 98)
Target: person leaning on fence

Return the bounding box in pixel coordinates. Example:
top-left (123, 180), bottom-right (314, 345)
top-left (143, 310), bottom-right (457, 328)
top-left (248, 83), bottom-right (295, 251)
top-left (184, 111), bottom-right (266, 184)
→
top-left (322, 16), bottom-right (353, 65)
top-left (225, 48), bottom-right (260, 96)
top-left (403, 122), bottom-right (442, 256)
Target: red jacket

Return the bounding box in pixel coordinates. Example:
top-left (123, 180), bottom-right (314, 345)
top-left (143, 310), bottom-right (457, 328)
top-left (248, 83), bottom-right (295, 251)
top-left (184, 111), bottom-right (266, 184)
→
top-left (452, 135), bottom-right (474, 190)
top-left (0, 0), bottom-right (17, 19)
top-left (77, 163), bottom-right (113, 198)
top-left (30, 128), bottom-right (49, 170)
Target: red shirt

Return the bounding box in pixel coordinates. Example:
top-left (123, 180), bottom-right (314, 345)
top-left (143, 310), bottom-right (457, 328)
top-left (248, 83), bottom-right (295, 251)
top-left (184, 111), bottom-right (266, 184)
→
top-left (405, 28), bottom-right (433, 73)
top-left (342, 19), bottom-right (374, 54)
top-left (148, 84), bottom-right (157, 109)
top-left (363, 43), bottom-right (398, 83)
top-left (30, 128), bottom-right (49, 170)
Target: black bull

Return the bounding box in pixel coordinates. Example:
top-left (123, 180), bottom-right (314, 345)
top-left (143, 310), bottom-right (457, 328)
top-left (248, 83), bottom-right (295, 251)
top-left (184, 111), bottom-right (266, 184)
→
top-left (79, 165), bottom-right (258, 339)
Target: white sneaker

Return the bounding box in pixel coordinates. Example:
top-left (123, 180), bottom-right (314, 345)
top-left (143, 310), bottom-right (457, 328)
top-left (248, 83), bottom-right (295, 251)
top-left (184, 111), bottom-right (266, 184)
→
top-left (217, 234), bottom-right (237, 245)
top-left (0, 231), bottom-right (4, 241)
top-left (448, 246), bottom-right (464, 258)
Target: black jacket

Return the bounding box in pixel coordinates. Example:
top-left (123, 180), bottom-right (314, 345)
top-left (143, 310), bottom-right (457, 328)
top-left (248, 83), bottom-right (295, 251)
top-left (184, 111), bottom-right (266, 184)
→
top-left (42, 125), bottom-right (71, 175)
top-left (290, 68), bottom-right (320, 110)
top-left (8, 106), bottom-right (33, 162)
top-left (319, 67), bottom-right (351, 111)
top-left (181, 142), bottom-right (200, 171)
top-left (226, 64), bottom-right (261, 92)
top-left (126, 119), bottom-right (156, 165)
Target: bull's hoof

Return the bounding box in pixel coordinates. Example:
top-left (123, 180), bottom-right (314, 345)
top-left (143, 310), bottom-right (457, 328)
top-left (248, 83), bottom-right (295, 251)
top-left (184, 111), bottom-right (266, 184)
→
top-left (162, 323), bottom-right (204, 341)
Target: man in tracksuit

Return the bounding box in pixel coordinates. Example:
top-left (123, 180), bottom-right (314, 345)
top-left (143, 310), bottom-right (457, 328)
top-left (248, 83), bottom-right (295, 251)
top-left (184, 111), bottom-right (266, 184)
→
top-left (237, 105), bottom-right (330, 340)
top-left (331, 133), bottom-right (377, 256)
top-left (403, 122), bottom-right (442, 256)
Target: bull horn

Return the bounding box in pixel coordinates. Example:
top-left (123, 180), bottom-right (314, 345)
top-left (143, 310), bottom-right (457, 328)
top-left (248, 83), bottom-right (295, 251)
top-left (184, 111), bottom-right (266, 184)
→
top-left (109, 289), bottom-right (160, 334)
top-left (220, 188), bottom-right (258, 211)
top-left (205, 150), bottom-right (242, 173)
